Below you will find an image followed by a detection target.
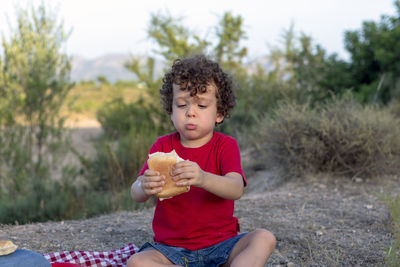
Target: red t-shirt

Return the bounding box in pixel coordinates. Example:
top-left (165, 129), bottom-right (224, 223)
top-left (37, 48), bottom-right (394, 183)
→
top-left (138, 131), bottom-right (246, 250)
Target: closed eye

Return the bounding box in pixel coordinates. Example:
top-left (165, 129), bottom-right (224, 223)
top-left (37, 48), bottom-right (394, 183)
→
top-left (198, 105), bottom-right (207, 108)
top-left (177, 104), bottom-right (186, 108)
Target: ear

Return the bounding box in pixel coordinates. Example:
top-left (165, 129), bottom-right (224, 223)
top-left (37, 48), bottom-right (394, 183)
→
top-left (216, 113), bottom-right (224, 124)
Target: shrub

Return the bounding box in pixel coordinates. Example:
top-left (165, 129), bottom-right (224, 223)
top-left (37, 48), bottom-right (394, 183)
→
top-left (249, 96), bottom-right (400, 178)
top-left (97, 97), bottom-right (171, 138)
top-left (83, 188), bottom-right (155, 218)
top-left (0, 176), bottom-right (82, 224)
top-left (72, 125), bottom-right (159, 217)
top-left (82, 127), bottom-right (158, 193)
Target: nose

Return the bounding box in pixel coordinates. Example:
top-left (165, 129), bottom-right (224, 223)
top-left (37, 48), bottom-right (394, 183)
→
top-left (185, 104), bottom-right (196, 117)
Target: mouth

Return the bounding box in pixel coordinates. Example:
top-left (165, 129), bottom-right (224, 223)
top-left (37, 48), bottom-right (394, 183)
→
top-left (185, 124), bottom-right (197, 130)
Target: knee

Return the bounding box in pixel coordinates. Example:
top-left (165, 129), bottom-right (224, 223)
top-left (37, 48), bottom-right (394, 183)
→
top-left (126, 253), bottom-right (146, 267)
top-left (252, 228), bottom-right (277, 249)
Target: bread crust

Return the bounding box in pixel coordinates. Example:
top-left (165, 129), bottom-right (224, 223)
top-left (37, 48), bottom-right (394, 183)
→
top-left (0, 240), bottom-right (18, 256)
top-left (147, 150), bottom-right (190, 200)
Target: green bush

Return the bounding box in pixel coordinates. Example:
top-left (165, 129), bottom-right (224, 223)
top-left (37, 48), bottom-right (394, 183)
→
top-left (73, 125), bottom-right (159, 217)
top-left (218, 66), bottom-right (304, 137)
top-left (83, 188), bottom-right (155, 218)
top-left (249, 96), bottom-right (400, 178)
top-left (80, 72), bottom-right (173, 216)
top-left (82, 127), bottom-right (158, 193)
top-left (0, 177), bottom-right (81, 224)
top-left (97, 97), bottom-right (170, 138)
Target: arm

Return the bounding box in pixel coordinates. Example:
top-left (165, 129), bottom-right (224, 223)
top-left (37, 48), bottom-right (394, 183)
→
top-left (171, 161), bottom-right (244, 200)
top-left (201, 171), bottom-right (244, 200)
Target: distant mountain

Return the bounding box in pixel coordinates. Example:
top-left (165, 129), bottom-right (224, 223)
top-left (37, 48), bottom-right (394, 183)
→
top-left (245, 55), bottom-right (272, 74)
top-left (70, 53), bottom-right (138, 83)
top-left (70, 53), bottom-right (270, 83)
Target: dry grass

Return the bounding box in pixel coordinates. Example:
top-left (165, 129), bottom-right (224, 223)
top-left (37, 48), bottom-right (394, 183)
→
top-left (248, 97), bottom-right (400, 178)
top-left (60, 83), bottom-right (147, 122)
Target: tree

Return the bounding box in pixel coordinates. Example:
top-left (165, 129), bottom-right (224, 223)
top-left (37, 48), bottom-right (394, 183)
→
top-left (121, 12), bottom-right (252, 137)
top-left (0, 3), bottom-right (73, 198)
top-left (121, 11), bottom-right (251, 136)
top-left (147, 11), bottom-right (210, 64)
top-left (344, 0), bottom-right (400, 103)
top-left (214, 12), bottom-right (247, 73)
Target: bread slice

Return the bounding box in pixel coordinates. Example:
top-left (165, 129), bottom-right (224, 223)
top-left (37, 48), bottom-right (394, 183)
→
top-left (0, 240), bottom-right (18, 256)
top-left (147, 150), bottom-right (190, 200)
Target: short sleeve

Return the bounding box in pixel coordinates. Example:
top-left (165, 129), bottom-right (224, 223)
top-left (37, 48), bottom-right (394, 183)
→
top-left (219, 136), bottom-right (247, 186)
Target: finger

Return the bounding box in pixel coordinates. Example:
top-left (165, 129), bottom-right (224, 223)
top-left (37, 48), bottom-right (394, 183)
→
top-left (173, 171), bottom-right (196, 181)
top-left (172, 166), bottom-right (195, 176)
top-left (144, 180), bottom-right (165, 189)
top-left (176, 178), bottom-right (191, 187)
top-left (144, 175), bottom-right (165, 183)
top-left (144, 186), bottom-right (163, 195)
top-left (144, 169), bottom-right (160, 176)
top-left (174, 161), bottom-right (194, 169)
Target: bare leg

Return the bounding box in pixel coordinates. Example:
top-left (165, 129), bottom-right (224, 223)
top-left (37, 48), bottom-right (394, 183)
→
top-left (222, 229), bottom-right (276, 267)
top-left (127, 249), bottom-right (183, 267)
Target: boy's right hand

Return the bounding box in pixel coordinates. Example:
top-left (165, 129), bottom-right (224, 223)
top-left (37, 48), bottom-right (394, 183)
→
top-left (140, 170), bottom-right (165, 196)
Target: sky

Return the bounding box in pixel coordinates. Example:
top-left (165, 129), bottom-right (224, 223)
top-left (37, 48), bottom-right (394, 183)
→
top-left (0, 0), bottom-right (398, 61)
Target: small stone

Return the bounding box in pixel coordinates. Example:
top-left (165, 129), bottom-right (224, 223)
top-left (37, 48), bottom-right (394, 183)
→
top-left (287, 262), bottom-right (295, 267)
top-left (365, 204), bottom-right (373, 209)
top-left (354, 177), bottom-right (363, 183)
top-left (316, 230), bottom-right (323, 236)
top-left (105, 227), bottom-right (113, 233)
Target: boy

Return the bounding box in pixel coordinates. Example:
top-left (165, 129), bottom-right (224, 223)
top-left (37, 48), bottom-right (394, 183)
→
top-left (128, 55), bottom-right (276, 267)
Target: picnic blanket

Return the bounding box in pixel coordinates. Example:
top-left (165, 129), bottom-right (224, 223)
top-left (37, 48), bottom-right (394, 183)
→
top-left (43, 243), bottom-right (139, 267)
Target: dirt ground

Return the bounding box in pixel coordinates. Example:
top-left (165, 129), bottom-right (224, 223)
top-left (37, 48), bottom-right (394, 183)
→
top-left (0, 126), bottom-right (398, 266)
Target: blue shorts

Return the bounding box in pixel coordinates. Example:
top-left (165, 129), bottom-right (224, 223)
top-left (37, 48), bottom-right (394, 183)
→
top-left (138, 233), bottom-right (247, 267)
top-left (0, 249), bottom-right (51, 267)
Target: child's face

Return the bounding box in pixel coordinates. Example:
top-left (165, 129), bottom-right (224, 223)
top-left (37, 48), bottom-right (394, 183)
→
top-left (170, 83), bottom-right (224, 148)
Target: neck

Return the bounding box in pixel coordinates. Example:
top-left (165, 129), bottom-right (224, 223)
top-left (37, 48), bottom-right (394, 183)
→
top-left (180, 132), bottom-right (214, 148)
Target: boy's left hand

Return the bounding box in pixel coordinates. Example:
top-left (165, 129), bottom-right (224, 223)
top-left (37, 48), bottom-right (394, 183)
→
top-left (171, 160), bottom-right (205, 188)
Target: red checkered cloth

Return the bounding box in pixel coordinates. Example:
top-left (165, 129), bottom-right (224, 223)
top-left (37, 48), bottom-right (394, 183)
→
top-left (43, 243), bottom-right (139, 267)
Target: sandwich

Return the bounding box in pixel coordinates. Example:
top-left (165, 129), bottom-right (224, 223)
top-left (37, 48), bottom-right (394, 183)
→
top-left (147, 150), bottom-right (190, 200)
top-left (0, 240), bottom-right (18, 256)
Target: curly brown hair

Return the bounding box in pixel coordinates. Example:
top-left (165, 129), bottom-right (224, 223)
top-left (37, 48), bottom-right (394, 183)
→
top-left (160, 54), bottom-right (236, 124)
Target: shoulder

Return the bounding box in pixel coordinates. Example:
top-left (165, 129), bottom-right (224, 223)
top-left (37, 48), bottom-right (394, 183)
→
top-left (211, 132), bottom-right (241, 155)
top-left (150, 132), bottom-right (178, 153)
top-left (213, 131), bottom-right (238, 145)
top-left (155, 132), bottom-right (179, 144)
